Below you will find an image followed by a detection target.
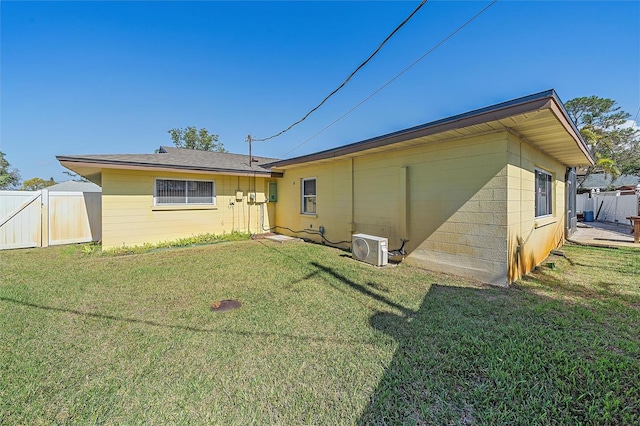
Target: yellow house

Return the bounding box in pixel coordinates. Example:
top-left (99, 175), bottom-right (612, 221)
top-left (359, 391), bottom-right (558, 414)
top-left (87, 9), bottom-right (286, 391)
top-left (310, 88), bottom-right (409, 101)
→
top-left (57, 146), bottom-right (278, 249)
top-left (58, 90), bottom-right (593, 286)
top-left (266, 90), bottom-right (594, 285)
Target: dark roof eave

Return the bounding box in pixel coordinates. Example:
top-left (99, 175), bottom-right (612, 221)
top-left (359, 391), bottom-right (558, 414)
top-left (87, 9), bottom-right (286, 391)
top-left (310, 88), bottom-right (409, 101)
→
top-left (56, 156), bottom-right (273, 176)
top-left (267, 89), bottom-right (594, 168)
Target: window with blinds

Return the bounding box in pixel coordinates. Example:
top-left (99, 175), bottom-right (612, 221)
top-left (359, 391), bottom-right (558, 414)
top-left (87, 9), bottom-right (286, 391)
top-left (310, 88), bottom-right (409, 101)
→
top-left (155, 178), bottom-right (215, 205)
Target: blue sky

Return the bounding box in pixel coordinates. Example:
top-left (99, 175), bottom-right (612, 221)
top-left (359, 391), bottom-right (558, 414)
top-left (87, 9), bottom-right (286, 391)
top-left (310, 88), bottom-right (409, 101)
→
top-left (1, 1), bottom-right (638, 183)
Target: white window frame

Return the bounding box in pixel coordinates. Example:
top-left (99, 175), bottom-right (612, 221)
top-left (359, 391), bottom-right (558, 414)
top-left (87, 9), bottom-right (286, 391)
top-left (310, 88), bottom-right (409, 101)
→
top-left (535, 168), bottom-right (553, 218)
top-left (154, 178), bottom-right (216, 206)
top-left (301, 177), bottom-right (317, 215)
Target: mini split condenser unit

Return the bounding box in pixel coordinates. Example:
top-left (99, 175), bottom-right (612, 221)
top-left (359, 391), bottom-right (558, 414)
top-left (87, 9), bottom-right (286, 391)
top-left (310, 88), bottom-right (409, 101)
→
top-left (352, 233), bottom-right (388, 266)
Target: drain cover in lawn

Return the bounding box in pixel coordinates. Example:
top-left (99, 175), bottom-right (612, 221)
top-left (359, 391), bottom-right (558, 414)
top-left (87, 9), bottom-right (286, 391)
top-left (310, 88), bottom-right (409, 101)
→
top-left (210, 300), bottom-right (241, 312)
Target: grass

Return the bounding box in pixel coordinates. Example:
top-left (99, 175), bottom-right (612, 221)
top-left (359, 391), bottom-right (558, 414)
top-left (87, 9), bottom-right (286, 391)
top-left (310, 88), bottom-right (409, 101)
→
top-left (92, 231), bottom-right (251, 256)
top-left (1, 240), bottom-right (638, 424)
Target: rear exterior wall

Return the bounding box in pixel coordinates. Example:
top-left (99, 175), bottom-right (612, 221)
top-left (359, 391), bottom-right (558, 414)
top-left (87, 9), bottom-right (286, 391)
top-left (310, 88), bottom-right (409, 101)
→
top-left (274, 131), bottom-right (570, 285)
top-left (101, 169), bottom-right (273, 249)
top-left (274, 132), bottom-right (512, 285)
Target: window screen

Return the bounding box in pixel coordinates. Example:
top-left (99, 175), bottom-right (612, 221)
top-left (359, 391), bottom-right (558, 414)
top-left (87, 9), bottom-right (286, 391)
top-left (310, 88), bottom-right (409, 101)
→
top-left (155, 179), bottom-right (215, 205)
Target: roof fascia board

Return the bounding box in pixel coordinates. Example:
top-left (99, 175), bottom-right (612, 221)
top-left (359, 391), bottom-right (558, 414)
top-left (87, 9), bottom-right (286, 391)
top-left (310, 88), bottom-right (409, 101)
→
top-left (268, 94), bottom-right (555, 168)
top-left (57, 158), bottom-right (272, 177)
top-left (267, 90), bottom-right (596, 169)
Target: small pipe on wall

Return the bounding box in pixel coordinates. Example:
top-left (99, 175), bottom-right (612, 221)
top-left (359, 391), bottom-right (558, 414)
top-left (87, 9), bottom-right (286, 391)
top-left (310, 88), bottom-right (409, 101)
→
top-left (351, 158), bottom-right (355, 233)
top-left (400, 166), bottom-right (408, 241)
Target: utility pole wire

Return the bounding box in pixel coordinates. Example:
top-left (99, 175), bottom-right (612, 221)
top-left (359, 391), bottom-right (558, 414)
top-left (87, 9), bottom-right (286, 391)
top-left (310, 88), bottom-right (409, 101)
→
top-left (247, 134), bottom-right (253, 166)
top-left (279, 0), bottom-right (498, 159)
top-left (252, 0), bottom-right (428, 143)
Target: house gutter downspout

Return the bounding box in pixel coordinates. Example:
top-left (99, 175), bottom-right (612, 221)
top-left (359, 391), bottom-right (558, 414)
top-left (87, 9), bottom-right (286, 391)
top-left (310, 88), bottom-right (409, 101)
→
top-left (400, 166), bottom-right (408, 240)
top-left (351, 158), bottom-right (355, 233)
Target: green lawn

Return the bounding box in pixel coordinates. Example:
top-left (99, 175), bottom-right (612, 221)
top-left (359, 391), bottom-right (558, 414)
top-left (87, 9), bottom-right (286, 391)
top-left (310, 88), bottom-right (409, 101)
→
top-left (1, 240), bottom-right (638, 424)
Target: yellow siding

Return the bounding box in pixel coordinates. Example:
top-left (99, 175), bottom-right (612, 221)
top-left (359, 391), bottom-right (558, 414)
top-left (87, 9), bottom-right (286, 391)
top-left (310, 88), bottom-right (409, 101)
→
top-left (274, 159), bottom-right (354, 242)
top-left (401, 134), bottom-right (509, 285)
top-left (101, 169), bottom-right (273, 249)
top-left (506, 133), bottom-right (566, 282)
top-left (275, 130), bottom-right (571, 286)
top-left (275, 133), bottom-right (511, 285)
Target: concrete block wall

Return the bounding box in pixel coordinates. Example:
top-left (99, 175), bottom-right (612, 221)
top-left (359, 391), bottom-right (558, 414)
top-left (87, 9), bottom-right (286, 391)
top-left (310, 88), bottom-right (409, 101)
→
top-left (506, 133), bottom-right (566, 282)
top-left (275, 132), bottom-right (512, 285)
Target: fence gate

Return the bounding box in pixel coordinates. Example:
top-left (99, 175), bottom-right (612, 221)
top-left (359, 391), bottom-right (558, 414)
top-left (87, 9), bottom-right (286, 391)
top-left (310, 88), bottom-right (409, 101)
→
top-left (0, 189), bottom-right (101, 250)
top-left (0, 191), bottom-right (43, 249)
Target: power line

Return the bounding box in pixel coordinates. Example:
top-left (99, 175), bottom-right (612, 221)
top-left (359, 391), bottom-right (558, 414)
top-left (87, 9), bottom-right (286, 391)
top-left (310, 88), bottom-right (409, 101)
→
top-left (252, 0), bottom-right (428, 143)
top-left (279, 0), bottom-right (498, 159)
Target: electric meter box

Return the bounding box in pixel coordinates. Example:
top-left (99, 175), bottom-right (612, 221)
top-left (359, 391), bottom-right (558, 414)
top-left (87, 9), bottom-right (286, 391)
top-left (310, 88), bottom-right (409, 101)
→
top-left (268, 182), bottom-right (277, 202)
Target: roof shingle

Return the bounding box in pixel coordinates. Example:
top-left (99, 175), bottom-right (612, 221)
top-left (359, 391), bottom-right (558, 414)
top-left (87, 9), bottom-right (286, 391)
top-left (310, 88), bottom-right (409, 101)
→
top-left (57, 146), bottom-right (277, 176)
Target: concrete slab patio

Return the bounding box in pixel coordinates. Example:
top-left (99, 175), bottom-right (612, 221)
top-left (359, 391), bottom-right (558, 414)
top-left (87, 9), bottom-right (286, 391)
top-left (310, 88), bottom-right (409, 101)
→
top-left (569, 221), bottom-right (640, 249)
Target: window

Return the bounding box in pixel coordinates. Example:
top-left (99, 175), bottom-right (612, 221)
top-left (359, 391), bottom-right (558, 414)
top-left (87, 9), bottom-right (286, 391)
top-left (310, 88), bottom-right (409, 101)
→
top-left (535, 169), bottom-right (553, 217)
top-left (301, 178), bottom-right (316, 214)
top-left (155, 178), bottom-right (215, 205)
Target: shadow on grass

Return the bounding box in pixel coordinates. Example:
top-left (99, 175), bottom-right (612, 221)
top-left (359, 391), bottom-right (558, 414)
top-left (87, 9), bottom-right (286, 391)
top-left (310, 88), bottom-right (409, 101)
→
top-left (257, 240), bottom-right (400, 311)
top-left (357, 283), bottom-right (640, 424)
top-left (360, 285), bottom-right (480, 424)
top-left (299, 262), bottom-right (488, 422)
top-left (310, 261), bottom-right (409, 314)
top-left (0, 296), bottom-right (376, 346)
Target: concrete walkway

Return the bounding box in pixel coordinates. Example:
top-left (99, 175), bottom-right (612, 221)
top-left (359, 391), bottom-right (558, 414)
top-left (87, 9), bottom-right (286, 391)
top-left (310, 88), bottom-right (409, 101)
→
top-left (569, 220), bottom-right (640, 249)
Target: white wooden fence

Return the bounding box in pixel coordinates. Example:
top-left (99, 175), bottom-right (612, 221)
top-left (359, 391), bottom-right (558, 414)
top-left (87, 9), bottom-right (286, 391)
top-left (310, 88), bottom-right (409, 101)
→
top-left (577, 191), bottom-right (640, 224)
top-left (0, 190), bottom-right (101, 250)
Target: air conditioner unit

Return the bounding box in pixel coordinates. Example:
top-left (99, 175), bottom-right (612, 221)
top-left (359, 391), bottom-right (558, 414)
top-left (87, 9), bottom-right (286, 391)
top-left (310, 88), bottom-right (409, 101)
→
top-left (352, 233), bottom-right (388, 266)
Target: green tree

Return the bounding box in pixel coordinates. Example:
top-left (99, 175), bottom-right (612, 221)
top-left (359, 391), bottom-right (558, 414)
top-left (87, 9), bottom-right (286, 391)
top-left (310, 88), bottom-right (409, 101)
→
top-left (0, 151), bottom-right (21, 189)
top-left (22, 177), bottom-right (56, 191)
top-left (564, 96), bottom-right (640, 182)
top-left (167, 127), bottom-right (227, 152)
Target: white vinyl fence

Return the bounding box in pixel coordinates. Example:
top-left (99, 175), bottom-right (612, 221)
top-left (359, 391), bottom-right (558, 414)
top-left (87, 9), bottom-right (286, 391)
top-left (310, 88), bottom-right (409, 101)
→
top-left (0, 189), bottom-right (101, 250)
top-left (577, 191), bottom-right (640, 224)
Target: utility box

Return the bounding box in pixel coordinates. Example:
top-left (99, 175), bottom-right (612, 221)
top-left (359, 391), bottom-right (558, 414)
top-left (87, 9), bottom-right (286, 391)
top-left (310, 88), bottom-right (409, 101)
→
top-left (352, 234), bottom-right (388, 266)
top-left (268, 182), bottom-right (278, 202)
